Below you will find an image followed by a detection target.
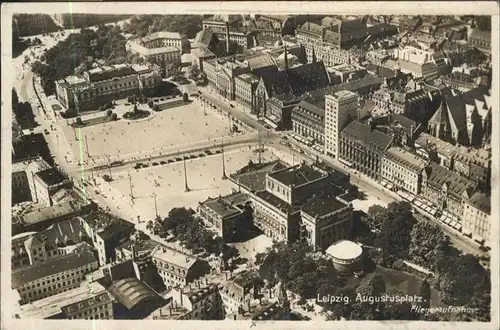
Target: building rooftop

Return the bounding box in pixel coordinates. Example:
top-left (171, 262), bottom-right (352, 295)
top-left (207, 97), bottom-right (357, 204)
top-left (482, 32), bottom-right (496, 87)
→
top-left (325, 240), bottom-right (363, 261)
top-left (295, 99), bottom-right (325, 118)
top-left (151, 245), bottom-right (199, 270)
top-left (301, 195), bottom-right (350, 218)
top-left (342, 121), bottom-right (393, 151)
top-left (191, 46), bottom-right (215, 59)
top-left (200, 192), bottom-right (249, 219)
top-left (256, 190), bottom-right (295, 214)
top-left (384, 147), bottom-right (427, 173)
top-left (140, 31), bottom-right (183, 43)
top-left (108, 277), bottom-right (164, 310)
top-left (23, 217), bottom-right (87, 252)
top-left (19, 200), bottom-right (83, 226)
top-left (16, 281), bottom-right (107, 319)
top-left (268, 164), bottom-right (325, 188)
top-left (236, 73), bottom-right (260, 84)
top-left (231, 160), bottom-right (288, 192)
top-left (12, 249), bottom-right (97, 288)
top-left (466, 191), bottom-right (490, 215)
top-left (424, 163), bottom-right (476, 199)
top-left (35, 168), bottom-right (67, 186)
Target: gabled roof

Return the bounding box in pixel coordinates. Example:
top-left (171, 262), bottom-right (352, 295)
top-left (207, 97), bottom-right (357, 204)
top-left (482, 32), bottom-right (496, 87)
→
top-left (429, 99), bottom-right (450, 126)
top-left (466, 191), bottom-right (490, 215)
top-left (425, 163), bottom-right (476, 199)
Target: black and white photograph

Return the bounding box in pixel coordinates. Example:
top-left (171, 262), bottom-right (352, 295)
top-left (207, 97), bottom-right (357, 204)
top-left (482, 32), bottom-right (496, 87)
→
top-left (1, 2), bottom-right (498, 329)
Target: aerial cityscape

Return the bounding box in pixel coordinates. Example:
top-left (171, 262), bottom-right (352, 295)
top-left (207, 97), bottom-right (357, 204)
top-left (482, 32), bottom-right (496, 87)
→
top-left (8, 12), bottom-right (493, 322)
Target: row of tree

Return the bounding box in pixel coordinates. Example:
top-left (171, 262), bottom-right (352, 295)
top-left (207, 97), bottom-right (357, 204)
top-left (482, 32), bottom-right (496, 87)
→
top-left (12, 88), bottom-right (37, 129)
top-left (147, 207), bottom-right (239, 268)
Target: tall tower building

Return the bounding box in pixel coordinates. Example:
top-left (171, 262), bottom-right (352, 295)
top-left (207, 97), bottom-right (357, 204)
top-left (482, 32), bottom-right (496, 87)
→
top-left (324, 90), bottom-right (359, 158)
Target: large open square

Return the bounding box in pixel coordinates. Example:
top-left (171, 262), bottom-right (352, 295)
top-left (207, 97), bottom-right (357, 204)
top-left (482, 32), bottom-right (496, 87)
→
top-left (60, 100), bottom-right (235, 162)
top-left (96, 147), bottom-right (279, 222)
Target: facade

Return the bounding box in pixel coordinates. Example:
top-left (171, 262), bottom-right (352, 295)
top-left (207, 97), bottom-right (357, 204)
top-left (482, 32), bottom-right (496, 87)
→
top-left (203, 59), bottom-right (249, 100)
top-left (15, 281), bottom-right (113, 320)
top-left (421, 163), bottom-right (476, 219)
top-left (381, 147), bottom-right (427, 195)
top-left (462, 192), bottom-right (490, 245)
top-left (234, 73), bottom-right (259, 109)
top-left (392, 46), bottom-right (439, 78)
top-left (324, 90), bottom-right (359, 159)
top-left (13, 14), bottom-right (54, 37)
top-left (468, 29), bottom-right (491, 54)
top-left (56, 63), bottom-right (162, 111)
top-left (136, 31), bottom-right (185, 50)
top-left (291, 99), bottom-right (325, 145)
top-left (151, 245), bottom-right (210, 290)
top-left (197, 192), bottom-right (250, 241)
top-left (12, 249), bottom-right (99, 305)
top-left (339, 121), bottom-right (393, 180)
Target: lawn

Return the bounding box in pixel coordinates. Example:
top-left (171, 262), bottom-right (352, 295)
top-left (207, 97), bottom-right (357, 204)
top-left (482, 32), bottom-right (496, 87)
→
top-left (71, 115), bottom-right (114, 128)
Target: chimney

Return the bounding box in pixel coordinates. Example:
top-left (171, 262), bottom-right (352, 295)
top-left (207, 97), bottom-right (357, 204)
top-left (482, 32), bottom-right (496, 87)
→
top-left (131, 244), bottom-right (136, 261)
top-left (225, 21), bottom-right (230, 54)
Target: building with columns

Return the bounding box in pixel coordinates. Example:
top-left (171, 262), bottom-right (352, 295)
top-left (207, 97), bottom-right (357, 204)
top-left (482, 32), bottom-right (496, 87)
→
top-left (324, 90), bottom-right (359, 159)
top-left (339, 121), bottom-right (393, 180)
top-left (56, 63), bottom-right (162, 112)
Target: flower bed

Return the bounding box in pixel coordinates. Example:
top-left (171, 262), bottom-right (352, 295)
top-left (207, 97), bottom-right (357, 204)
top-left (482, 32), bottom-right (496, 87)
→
top-left (123, 109), bottom-right (151, 120)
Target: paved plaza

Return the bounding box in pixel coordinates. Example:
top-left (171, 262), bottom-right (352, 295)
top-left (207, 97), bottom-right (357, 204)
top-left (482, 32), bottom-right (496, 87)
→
top-left (98, 147), bottom-right (278, 222)
top-left (60, 100), bottom-right (234, 162)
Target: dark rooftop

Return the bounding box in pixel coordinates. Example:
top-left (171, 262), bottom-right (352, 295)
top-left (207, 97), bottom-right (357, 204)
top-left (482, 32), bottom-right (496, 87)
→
top-left (301, 195), bottom-right (350, 218)
top-left (108, 277), bottom-right (165, 310)
top-left (200, 193), bottom-right (248, 218)
top-left (12, 249), bottom-right (97, 288)
top-left (425, 163), bottom-right (476, 199)
top-left (466, 191), bottom-right (490, 215)
top-left (231, 160), bottom-right (288, 192)
top-left (256, 191), bottom-right (295, 214)
top-left (341, 121), bottom-right (393, 150)
top-left (269, 164), bottom-right (325, 187)
top-left (36, 168), bottom-right (67, 186)
top-left (88, 66), bottom-right (136, 82)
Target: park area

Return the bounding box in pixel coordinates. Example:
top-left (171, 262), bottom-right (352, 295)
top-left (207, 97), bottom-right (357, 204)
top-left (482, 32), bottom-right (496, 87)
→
top-left (98, 147), bottom-right (279, 222)
top-left (60, 100), bottom-right (233, 163)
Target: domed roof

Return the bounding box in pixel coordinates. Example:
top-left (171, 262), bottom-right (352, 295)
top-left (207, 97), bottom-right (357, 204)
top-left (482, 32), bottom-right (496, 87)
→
top-left (325, 240), bottom-right (363, 261)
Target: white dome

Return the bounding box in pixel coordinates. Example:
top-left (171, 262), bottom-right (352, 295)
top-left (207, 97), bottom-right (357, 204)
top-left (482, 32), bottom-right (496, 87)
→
top-left (325, 240), bottom-right (363, 261)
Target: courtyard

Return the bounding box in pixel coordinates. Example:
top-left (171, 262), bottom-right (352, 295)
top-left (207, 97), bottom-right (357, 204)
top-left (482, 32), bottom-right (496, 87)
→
top-left (60, 99), bottom-right (236, 163)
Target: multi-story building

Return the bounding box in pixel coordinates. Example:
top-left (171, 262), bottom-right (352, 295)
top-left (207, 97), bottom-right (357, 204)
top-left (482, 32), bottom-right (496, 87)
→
top-left (220, 270), bottom-right (259, 317)
top-left (18, 217), bottom-right (89, 268)
top-left (468, 29), bottom-right (491, 54)
top-left (203, 59), bottom-right (249, 100)
top-left (391, 46), bottom-right (439, 78)
top-left (136, 31), bottom-right (185, 50)
top-left (291, 99), bottom-right (325, 145)
top-left (151, 245), bottom-right (210, 290)
top-left (381, 147), bottom-right (427, 196)
top-left (13, 14), bottom-right (54, 37)
top-left (234, 73), bottom-right (260, 109)
top-left (421, 163), bottom-right (477, 219)
top-left (299, 194), bottom-right (353, 250)
top-left (12, 249), bottom-right (99, 305)
top-left (198, 192), bottom-right (250, 241)
top-left (190, 47), bottom-right (216, 73)
top-left (163, 280), bottom-right (223, 320)
top-left (296, 19), bottom-right (397, 50)
top-left (12, 232), bottom-right (34, 270)
top-left (14, 281), bottom-right (113, 319)
top-left (126, 40), bottom-right (181, 66)
top-left (80, 213), bottom-right (135, 266)
top-left (339, 121), bottom-right (393, 180)
top-left (462, 192), bottom-right (491, 246)
top-left (324, 90), bottom-right (359, 159)
top-left (12, 157), bottom-right (52, 204)
top-left (31, 168), bottom-right (72, 207)
top-left (202, 20), bottom-right (257, 49)
top-left (56, 63), bottom-right (162, 111)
